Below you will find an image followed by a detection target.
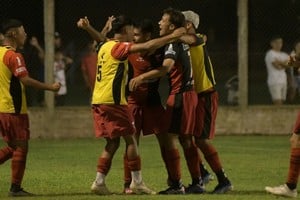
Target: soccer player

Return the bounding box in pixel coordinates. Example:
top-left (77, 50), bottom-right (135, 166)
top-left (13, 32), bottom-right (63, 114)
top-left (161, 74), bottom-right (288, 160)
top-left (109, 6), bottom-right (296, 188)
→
top-left (122, 19), bottom-right (166, 194)
top-left (0, 19), bottom-right (61, 196)
top-left (77, 15), bottom-right (185, 195)
top-left (265, 56), bottom-right (300, 198)
top-left (129, 8), bottom-right (202, 194)
top-left (180, 10), bottom-right (233, 193)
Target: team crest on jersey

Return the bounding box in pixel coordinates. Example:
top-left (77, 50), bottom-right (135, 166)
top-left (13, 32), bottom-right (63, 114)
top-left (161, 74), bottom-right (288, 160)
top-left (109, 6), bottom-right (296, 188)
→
top-left (165, 44), bottom-right (176, 56)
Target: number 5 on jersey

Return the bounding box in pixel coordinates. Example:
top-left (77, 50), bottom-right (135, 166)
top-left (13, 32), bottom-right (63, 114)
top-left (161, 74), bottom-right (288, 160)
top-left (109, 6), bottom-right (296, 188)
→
top-left (97, 65), bottom-right (102, 82)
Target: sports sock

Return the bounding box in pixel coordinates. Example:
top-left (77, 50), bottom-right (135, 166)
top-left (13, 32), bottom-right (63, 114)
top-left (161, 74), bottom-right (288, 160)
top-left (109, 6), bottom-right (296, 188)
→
top-left (200, 143), bottom-right (228, 183)
top-left (123, 154), bottom-right (131, 187)
top-left (95, 172), bottom-right (106, 185)
top-left (131, 170), bottom-right (142, 184)
top-left (0, 146), bottom-right (13, 164)
top-left (286, 148), bottom-right (300, 190)
top-left (165, 148), bottom-right (181, 184)
top-left (200, 162), bottom-right (210, 176)
top-left (97, 157), bottom-right (112, 175)
top-left (128, 156), bottom-right (142, 184)
top-left (11, 147), bottom-right (27, 185)
top-left (183, 145), bottom-right (201, 183)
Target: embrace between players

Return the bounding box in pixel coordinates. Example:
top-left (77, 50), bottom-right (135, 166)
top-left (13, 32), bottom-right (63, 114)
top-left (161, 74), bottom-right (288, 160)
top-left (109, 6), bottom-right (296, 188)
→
top-left (76, 7), bottom-right (232, 195)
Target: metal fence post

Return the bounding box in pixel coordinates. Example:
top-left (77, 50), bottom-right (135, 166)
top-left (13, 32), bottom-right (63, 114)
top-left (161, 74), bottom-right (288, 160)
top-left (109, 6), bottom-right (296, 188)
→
top-left (237, 0), bottom-right (248, 108)
top-left (43, 0), bottom-right (55, 114)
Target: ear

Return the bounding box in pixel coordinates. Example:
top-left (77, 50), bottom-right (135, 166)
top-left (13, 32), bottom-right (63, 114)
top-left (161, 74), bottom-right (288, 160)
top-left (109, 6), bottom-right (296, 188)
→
top-left (169, 24), bottom-right (176, 31)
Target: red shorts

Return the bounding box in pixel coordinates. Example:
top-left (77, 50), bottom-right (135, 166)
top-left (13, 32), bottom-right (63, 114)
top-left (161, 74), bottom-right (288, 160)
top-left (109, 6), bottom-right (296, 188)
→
top-left (293, 111), bottom-right (300, 134)
top-left (194, 90), bottom-right (218, 139)
top-left (92, 104), bottom-right (135, 139)
top-left (161, 90), bottom-right (197, 135)
top-left (128, 104), bottom-right (165, 136)
top-left (0, 113), bottom-right (30, 142)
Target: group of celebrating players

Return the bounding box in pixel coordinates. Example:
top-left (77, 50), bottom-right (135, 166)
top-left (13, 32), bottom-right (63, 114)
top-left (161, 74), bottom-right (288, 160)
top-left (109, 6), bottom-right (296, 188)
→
top-left (2, 5), bottom-right (300, 198)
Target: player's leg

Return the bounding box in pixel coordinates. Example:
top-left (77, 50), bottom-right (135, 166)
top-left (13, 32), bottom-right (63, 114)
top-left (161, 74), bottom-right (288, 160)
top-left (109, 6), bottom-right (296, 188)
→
top-left (195, 91), bottom-right (232, 194)
top-left (158, 133), bottom-right (184, 194)
top-left (123, 104), bottom-right (142, 193)
top-left (91, 137), bottom-right (120, 195)
top-left (123, 134), bottom-right (155, 194)
top-left (2, 114), bottom-right (33, 197)
top-left (265, 112), bottom-right (300, 198)
top-left (179, 135), bottom-right (204, 194)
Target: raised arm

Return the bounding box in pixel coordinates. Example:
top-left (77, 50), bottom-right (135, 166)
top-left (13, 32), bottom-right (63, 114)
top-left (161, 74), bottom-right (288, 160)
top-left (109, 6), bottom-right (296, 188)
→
top-left (77, 16), bottom-right (114, 43)
top-left (129, 27), bottom-right (186, 53)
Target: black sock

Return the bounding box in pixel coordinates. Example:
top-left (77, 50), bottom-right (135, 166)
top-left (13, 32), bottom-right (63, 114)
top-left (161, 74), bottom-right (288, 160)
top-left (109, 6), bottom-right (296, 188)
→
top-left (10, 183), bottom-right (21, 192)
top-left (286, 183), bottom-right (297, 190)
top-left (200, 163), bottom-right (209, 176)
top-left (192, 177), bottom-right (203, 185)
top-left (216, 169), bottom-right (228, 184)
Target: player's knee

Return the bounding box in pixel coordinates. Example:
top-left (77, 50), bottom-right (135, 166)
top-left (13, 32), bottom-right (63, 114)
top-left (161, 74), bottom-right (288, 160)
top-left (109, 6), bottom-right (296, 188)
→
top-left (290, 133), bottom-right (300, 147)
top-left (105, 138), bottom-right (120, 153)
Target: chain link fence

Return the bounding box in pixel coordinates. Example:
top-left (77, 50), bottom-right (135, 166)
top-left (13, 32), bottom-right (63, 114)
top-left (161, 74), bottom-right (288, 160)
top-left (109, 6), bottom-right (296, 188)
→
top-left (1, 0), bottom-right (300, 106)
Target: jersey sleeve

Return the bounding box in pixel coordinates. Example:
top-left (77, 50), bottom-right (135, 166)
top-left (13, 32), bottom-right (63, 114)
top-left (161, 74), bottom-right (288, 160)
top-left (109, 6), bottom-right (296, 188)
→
top-left (164, 43), bottom-right (179, 61)
top-left (191, 34), bottom-right (205, 46)
top-left (111, 42), bottom-right (133, 60)
top-left (3, 50), bottom-right (28, 78)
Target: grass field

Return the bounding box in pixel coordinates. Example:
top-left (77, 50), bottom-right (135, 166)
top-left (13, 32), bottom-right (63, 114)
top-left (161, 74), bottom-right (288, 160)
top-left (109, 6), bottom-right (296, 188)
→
top-left (0, 135), bottom-right (293, 199)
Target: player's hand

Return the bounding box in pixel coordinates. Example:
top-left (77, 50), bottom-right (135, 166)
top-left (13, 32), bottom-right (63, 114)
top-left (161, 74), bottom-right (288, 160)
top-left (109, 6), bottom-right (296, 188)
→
top-left (129, 76), bottom-right (144, 91)
top-left (77, 16), bottom-right (90, 30)
top-left (29, 36), bottom-right (40, 48)
top-left (172, 27), bottom-right (187, 38)
top-left (101, 15), bottom-right (116, 34)
top-left (51, 82), bottom-right (61, 92)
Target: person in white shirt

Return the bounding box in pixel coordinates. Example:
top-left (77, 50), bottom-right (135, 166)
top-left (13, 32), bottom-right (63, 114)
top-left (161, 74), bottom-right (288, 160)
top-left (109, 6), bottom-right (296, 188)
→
top-left (265, 35), bottom-right (290, 105)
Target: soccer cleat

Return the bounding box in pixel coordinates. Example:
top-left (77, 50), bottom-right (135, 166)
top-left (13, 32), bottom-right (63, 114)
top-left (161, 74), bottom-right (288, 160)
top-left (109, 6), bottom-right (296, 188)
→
top-left (202, 173), bottom-right (214, 185)
top-left (185, 183), bottom-right (205, 194)
top-left (91, 181), bottom-right (112, 195)
top-left (265, 184), bottom-right (297, 198)
top-left (9, 188), bottom-right (34, 197)
top-left (158, 185), bottom-right (185, 194)
top-left (212, 180), bottom-right (233, 194)
top-left (129, 181), bottom-right (156, 194)
top-left (123, 187), bottom-right (134, 194)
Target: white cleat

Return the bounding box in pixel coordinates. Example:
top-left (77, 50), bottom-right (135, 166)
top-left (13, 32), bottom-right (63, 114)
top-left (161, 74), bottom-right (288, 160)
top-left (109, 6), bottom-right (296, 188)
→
top-left (265, 184), bottom-right (297, 198)
top-left (130, 181), bottom-right (156, 195)
top-left (91, 181), bottom-right (112, 195)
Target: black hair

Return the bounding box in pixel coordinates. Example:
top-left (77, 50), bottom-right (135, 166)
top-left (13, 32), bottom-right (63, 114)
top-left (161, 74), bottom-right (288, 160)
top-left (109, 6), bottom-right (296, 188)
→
top-left (162, 7), bottom-right (185, 28)
top-left (1, 19), bottom-right (23, 34)
top-left (134, 19), bottom-right (154, 35)
top-left (111, 15), bottom-right (133, 34)
top-left (270, 35), bottom-right (282, 42)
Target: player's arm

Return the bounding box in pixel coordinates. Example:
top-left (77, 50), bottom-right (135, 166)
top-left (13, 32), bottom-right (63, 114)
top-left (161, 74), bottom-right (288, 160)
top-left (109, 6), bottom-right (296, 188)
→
top-left (179, 33), bottom-right (205, 46)
top-left (129, 58), bottom-right (174, 91)
top-left (272, 59), bottom-right (290, 69)
top-left (77, 16), bottom-right (114, 43)
top-left (20, 75), bottom-right (60, 91)
top-left (129, 27), bottom-right (186, 53)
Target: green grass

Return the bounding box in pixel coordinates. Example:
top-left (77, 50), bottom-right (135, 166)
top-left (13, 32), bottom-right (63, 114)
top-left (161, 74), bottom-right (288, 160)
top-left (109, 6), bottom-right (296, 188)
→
top-left (0, 135), bottom-right (292, 199)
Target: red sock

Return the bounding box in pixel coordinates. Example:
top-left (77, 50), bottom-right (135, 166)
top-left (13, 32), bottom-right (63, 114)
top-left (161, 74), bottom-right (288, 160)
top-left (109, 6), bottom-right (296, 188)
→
top-left (97, 157), bottom-right (112, 175)
top-left (200, 143), bottom-right (222, 173)
top-left (0, 146), bottom-right (13, 164)
top-left (183, 145), bottom-right (201, 180)
top-left (166, 149), bottom-right (181, 182)
top-left (127, 156), bottom-right (141, 171)
top-left (286, 148), bottom-right (300, 185)
top-left (11, 147), bottom-right (27, 185)
top-left (123, 154), bottom-right (131, 186)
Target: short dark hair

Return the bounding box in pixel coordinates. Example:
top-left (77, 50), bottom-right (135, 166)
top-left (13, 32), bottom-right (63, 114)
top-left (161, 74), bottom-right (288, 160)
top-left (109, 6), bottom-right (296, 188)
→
top-left (1, 19), bottom-right (23, 34)
top-left (111, 15), bottom-right (133, 34)
top-left (270, 35), bottom-right (282, 42)
top-left (162, 7), bottom-right (185, 28)
top-left (134, 19), bottom-right (154, 35)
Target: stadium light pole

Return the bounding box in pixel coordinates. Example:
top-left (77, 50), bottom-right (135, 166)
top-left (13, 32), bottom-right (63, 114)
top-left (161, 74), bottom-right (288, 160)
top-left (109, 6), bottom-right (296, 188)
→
top-left (44, 0), bottom-right (55, 114)
top-left (237, 0), bottom-right (248, 109)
